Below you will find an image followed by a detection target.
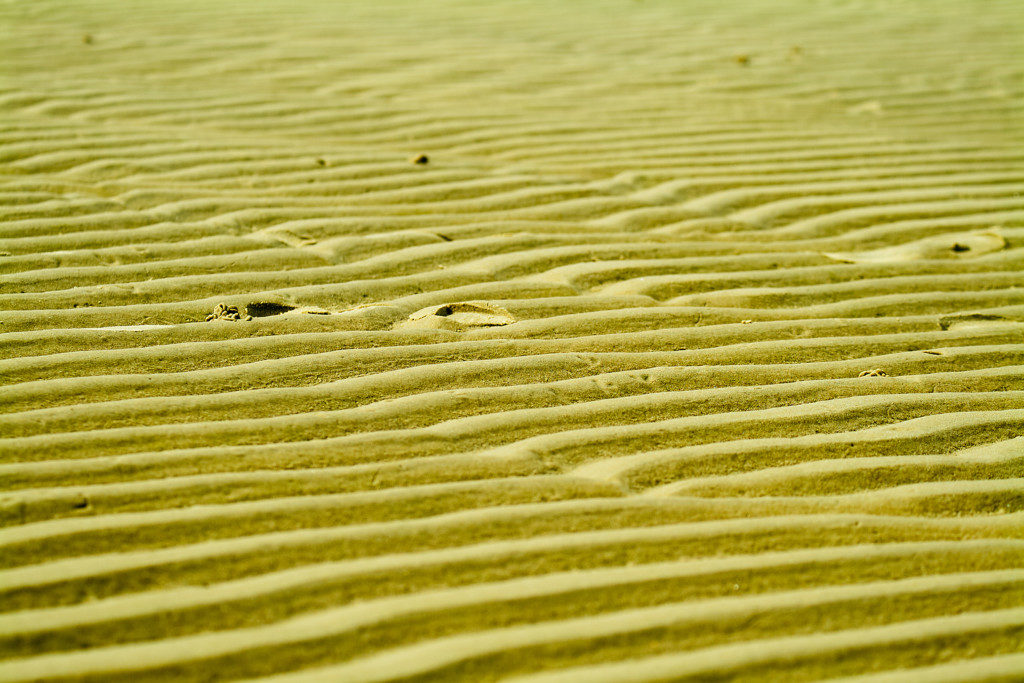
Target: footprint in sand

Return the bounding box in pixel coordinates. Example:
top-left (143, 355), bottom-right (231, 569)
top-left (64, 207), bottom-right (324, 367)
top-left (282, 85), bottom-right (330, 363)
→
top-left (206, 302), bottom-right (330, 322)
top-left (396, 302), bottom-right (516, 332)
top-left (822, 230), bottom-right (1006, 264)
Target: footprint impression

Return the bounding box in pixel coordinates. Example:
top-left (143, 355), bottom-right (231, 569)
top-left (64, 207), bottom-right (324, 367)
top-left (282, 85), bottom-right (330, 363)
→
top-left (396, 302), bottom-right (516, 332)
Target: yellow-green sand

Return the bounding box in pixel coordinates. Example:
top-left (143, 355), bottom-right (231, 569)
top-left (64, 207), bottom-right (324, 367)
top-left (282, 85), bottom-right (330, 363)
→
top-left (1, 0), bottom-right (1023, 680)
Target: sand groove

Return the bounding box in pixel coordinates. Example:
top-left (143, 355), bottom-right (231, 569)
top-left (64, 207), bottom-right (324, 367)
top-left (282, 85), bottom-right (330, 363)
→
top-left (1, 0), bottom-right (1022, 680)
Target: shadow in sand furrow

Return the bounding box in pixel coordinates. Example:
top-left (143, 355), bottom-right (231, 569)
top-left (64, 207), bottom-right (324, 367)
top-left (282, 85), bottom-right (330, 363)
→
top-left (5, 262), bottom-right (1022, 314)
top-left (4, 406), bottom-right (1018, 496)
top-left (0, 476), bottom-right (622, 567)
top-left (597, 255), bottom-right (1024, 299)
top-left (649, 437), bottom-right (1024, 499)
top-left (1, 398), bottom-right (1021, 526)
top-left (4, 573), bottom-right (1019, 683)
top-left (617, 427), bottom-right (1024, 486)
top-left (2, 508), bottom-right (1021, 614)
top-left (0, 249), bottom-right (331, 293)
top-left (495, 608), bottom-right (1024, 683)
top-left (3, 573), bottom-right (1022, 683)
top-left (2, 361), bottom-right (1021, 459)
top-left (655, 478), bottom-right (1024, 520)
top-left (748, 198), bottom-right (1024, 238)
top-left (3, 346), bottom-right (1022, 437)
top-left (0, 541), bottom-right (1017, 665)
top-left (3, 320), bottom-right (1018, 412)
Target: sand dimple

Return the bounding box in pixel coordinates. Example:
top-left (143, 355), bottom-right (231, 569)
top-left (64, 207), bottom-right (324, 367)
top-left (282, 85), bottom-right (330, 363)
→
top-left (823, 230), bottom-right (1008, 264)
top-left (1, 0), bottom-right (1023, 681)
top-left (398, 302), bottom-right (517, 331)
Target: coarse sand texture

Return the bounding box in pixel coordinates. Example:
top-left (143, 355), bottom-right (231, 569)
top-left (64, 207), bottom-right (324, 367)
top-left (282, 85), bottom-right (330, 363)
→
top-left (1, 0), bottom-right (1023, 681)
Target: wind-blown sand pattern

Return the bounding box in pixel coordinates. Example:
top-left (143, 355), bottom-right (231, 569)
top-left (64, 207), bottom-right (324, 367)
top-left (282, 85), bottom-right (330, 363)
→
top-left (2, 0), bottom-right (1023, 680)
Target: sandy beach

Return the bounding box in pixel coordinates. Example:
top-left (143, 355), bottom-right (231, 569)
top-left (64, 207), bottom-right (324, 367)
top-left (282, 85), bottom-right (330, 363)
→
top-left (1, 0), bottom-right (1023, 680)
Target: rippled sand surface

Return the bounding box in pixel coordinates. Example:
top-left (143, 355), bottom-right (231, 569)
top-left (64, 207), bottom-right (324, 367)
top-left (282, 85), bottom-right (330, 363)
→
top-left (2, 0), bottom-right (1023, 680)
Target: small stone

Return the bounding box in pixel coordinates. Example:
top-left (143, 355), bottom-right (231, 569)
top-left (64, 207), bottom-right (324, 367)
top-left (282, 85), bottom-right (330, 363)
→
top-left (411, 154), bottom-right (429, 165)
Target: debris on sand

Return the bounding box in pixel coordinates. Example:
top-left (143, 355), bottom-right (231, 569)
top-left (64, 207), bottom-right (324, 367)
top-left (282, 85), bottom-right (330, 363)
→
top-left (410, 153), bottom-right (429, 164)
top-left (858, 369), bottom-right (887, 377)
top-left (206, 304), bottom-right (252, 322)
top-left (823, 230), bottom-right (1006, 264)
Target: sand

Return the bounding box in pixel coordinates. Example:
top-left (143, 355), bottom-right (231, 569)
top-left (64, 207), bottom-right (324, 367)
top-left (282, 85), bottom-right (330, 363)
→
top-left (1, 0), bottom-right (1023, 680)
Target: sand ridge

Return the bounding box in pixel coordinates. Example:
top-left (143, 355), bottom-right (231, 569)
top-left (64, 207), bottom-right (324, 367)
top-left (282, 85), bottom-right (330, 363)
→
top-left (1, 0), bottom-right (1023, 680)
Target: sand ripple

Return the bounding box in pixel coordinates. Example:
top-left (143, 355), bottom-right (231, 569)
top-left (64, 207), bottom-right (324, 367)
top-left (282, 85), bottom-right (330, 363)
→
top-left (1, 0), bottom-right (1022, 680)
